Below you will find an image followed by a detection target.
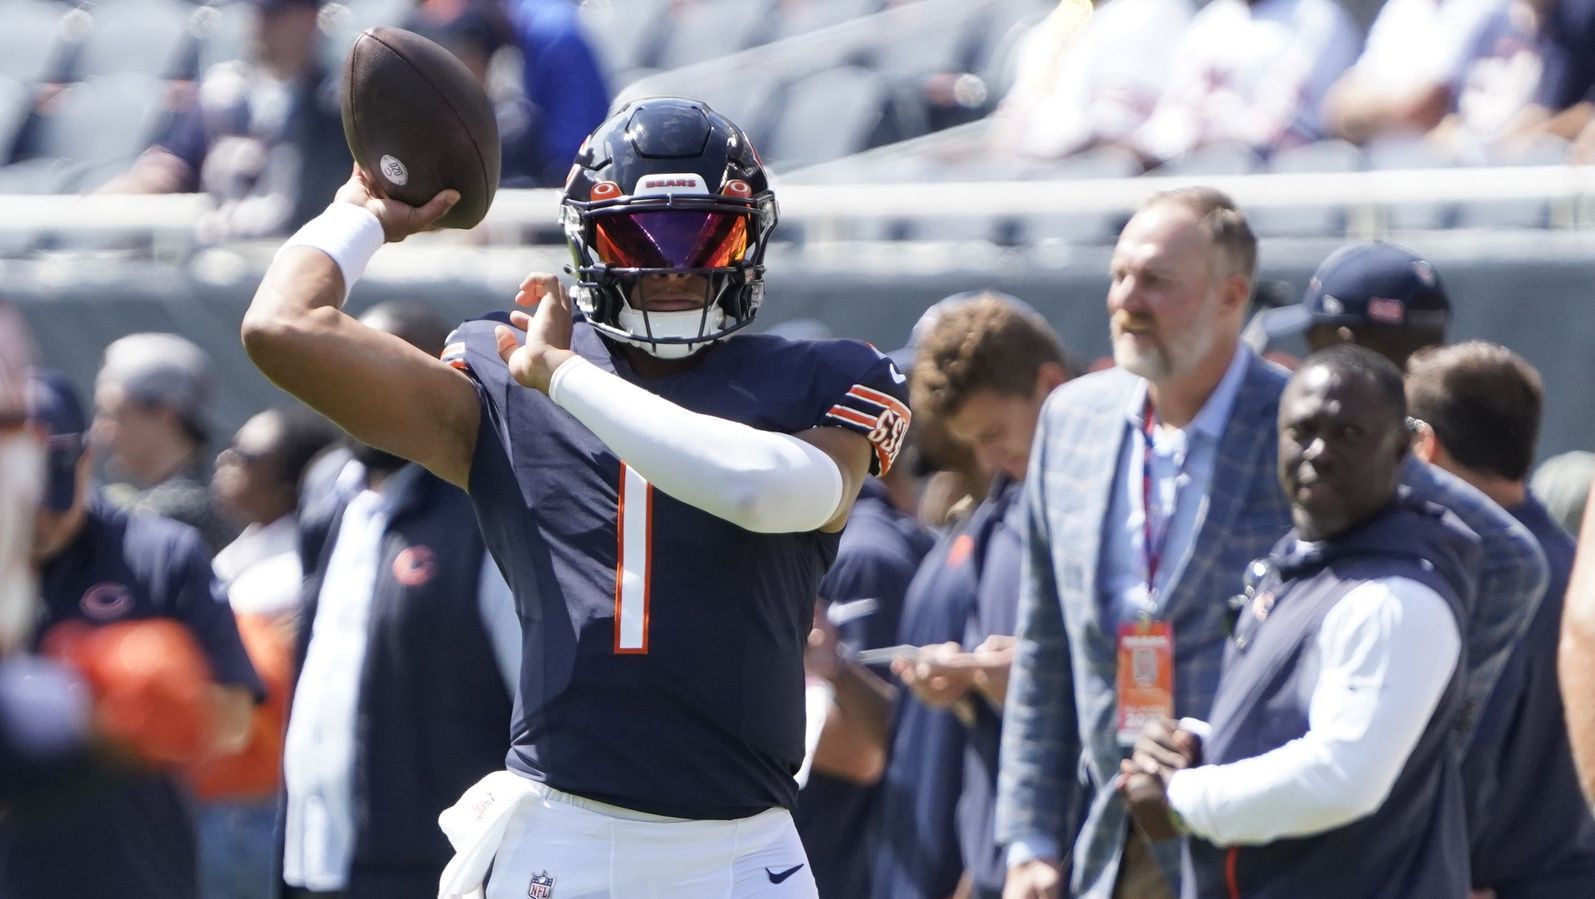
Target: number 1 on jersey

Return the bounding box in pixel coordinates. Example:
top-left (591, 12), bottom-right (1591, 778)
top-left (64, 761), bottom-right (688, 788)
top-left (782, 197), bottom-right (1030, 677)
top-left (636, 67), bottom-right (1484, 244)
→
top-left (615, 463), bottom-right (653, 653)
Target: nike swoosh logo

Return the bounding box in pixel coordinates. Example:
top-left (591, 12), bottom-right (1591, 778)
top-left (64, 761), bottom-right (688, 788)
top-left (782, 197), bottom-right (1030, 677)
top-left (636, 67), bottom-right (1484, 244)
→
top-left (765, 863), bottom-right (805, 884)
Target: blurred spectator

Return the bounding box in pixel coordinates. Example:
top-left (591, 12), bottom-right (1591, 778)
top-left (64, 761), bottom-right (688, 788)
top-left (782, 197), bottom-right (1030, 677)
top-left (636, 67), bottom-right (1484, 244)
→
top-left (1132, 0), bottom-right (1359, 165)
top-left (0, 370), bottom-right (262, 899)
top-left (990, 0), bottom-right (1192, 161)
top-left (405, 0), bottom-right (548, 187)
top-left (194, 405), bottom-right (335, 899)
top-left (796, 445), bottom-right (934, 899)
top-left (904, 295), bottom-right (1070, 899)
top-left (1299, 241), bottom-right (1451, 370)
top-left (1508, 0), bottom-right (1595, 157)
top-left (1324, 0), bottom-right (1510, 145)
top-left (0, 301), bottom-right (39, 658)
top-left (1443, 0), bottom-right (1548, 154)
top-left (1122, 346), bottom-right (1476, 899)
top-left (0, 304), bottom-right (94, 808)
top-left (504, 0), bottom-right (611, 186)
top-left (1533, 450), bottom-right (1595, 536)
top-left (997, 188), bottom-right (1289, 899)
top-left (280, 303), bottom-right (518, 899)
top-left (1297, 240), bottom-right (1550, 753)
top-left (92, 332), bottom-right (238, 553)
top-left (806, 292), bottom-right (1069, 899)
top-left (98, 0), bottom-right (350, 240)
top-left (1406, 341), bottom-right (1595, 897)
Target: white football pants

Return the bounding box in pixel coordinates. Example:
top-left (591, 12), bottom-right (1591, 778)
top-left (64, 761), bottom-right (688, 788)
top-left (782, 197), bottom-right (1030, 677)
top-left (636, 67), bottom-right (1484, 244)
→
top-left (483, 783), bottom-right (818, 899)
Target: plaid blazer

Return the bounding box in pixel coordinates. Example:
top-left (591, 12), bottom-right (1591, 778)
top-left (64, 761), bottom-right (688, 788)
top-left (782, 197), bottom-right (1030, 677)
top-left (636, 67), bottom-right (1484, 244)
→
top-left (996, 352), bottom-right (1292, 898)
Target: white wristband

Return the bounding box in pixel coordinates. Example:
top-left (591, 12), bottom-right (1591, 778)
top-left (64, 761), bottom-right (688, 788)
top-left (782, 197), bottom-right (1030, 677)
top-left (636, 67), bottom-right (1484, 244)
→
top-left (276, 203), bottom-right (386, 301)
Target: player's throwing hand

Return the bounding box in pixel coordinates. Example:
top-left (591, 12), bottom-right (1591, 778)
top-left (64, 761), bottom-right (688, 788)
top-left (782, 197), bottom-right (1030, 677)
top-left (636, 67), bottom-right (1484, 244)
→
top-left (333, 164), bottom-right (459, 243)
top-left (496, 272), bottom-right (576, 395)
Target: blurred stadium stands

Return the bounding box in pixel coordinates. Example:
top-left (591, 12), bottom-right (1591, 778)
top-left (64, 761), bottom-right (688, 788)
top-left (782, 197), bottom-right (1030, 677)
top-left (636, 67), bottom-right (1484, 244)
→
top-left (1, 0), bottom-right (1592, 462)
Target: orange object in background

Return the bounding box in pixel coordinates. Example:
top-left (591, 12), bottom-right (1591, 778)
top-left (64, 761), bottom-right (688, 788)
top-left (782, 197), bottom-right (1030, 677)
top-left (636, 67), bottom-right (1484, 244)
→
top-left (43, 618), bottom-right (216, 768)
top-left (190, 611), bottom-right (292, 801)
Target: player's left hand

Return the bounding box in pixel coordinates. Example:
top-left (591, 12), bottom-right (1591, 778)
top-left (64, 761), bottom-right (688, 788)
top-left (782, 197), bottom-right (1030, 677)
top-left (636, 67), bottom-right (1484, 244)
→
top-left (497, 272), bottom-right (577, 394)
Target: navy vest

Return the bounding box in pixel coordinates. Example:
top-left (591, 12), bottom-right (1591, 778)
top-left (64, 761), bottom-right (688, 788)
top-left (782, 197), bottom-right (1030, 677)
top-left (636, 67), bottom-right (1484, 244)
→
top-left (295, 467), bottom-right (511, 891)
top-left (1183, 500), bottom-right (1477, 899)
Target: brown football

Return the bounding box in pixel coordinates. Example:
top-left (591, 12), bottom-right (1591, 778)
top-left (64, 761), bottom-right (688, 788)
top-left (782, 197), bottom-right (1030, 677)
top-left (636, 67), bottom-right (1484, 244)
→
top-left (340, 27), bottom-right (501, 229)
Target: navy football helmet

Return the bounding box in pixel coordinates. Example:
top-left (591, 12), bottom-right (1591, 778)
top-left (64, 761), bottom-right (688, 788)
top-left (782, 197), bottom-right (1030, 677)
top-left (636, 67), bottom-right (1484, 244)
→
top-left (561, 97), bottom-right (779, 358)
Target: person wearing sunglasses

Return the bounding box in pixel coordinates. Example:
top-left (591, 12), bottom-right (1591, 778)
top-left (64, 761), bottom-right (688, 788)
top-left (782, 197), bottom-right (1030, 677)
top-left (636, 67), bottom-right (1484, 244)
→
top-left (242, 97), bottom-right (909, 898)
top-left (1118, 345), bottom-right (1478, 899)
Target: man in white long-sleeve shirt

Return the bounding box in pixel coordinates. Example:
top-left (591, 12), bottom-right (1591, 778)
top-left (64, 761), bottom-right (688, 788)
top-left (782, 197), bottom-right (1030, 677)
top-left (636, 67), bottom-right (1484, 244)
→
top-left (1119, 344), bottom-right (1479, 899)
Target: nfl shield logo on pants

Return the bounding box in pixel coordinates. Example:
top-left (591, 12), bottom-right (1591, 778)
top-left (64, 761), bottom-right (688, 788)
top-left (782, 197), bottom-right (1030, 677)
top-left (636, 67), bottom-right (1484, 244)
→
top-left (527, 871), bottom-right (556, 898)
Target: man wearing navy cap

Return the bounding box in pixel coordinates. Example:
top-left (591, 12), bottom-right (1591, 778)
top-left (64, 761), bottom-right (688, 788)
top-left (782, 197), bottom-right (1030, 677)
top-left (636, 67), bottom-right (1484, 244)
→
top-left (0, 370), bottom-right (262, 899)
top-left (1300, 240), bottom-right (1452, 370)
top-left (1292, 240), bottom-right (1548, 778)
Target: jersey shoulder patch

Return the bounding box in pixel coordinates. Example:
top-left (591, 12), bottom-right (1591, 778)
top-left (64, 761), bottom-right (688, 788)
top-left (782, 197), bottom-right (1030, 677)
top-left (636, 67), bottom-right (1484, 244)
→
top-left (811, 339), bottom-right (912, 476)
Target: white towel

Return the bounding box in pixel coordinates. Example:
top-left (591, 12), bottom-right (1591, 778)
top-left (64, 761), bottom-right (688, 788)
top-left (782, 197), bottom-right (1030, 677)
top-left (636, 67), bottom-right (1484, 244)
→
top-left (437, 770), bottom-right (542, 899)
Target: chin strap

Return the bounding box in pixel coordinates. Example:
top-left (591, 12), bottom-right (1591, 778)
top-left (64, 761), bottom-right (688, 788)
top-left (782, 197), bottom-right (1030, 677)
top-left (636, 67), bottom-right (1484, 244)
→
top-left (614, 306), bottom-right (727, 359)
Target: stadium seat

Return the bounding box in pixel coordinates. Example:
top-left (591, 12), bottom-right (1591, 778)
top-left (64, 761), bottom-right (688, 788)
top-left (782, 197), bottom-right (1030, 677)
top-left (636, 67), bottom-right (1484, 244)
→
top-left (1150, 141), bottom-right (1260, 177)
top-left (70, 0), bottom-right (199, 81)
top-left (772, 0), bottom-right (883, 42)
top-left (195, 1), bottom-right (259, 75)
top-left (869, 9), bottom-right (978, 80)
top-left (1454, 134), bottom-right (1569, 230)
top-left (1366, 138), bottom-right (1459, 231)
top-left (1248, 139), bottom-right (1363, 238)
top-left (579, 0), bottom-right (670, 78)
top-left (0, 0), bottom-right (69, 84)
top-left (654, 0), bottom-right (776, 71)
top-left (763, 66), bottom-right (889, 171)
top-left (0, 79), bottom-right (33, 165)
top-left (26, 73), bottom-right (171, 171)
top-left (1015, 145), bottom-right (1143, 246)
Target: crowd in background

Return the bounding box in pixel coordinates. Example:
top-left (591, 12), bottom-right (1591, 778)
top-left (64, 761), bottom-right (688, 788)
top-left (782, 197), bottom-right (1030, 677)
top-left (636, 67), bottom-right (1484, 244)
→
top-left (4, 0), bottom-right (1595, 898)
top-left (6, 193), bottom-right (1595, 896)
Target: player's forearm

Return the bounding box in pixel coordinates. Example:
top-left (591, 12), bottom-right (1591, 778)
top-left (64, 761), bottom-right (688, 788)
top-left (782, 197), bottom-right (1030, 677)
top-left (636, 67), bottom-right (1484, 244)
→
top-left (1561, 487), bottom-right (1595, 802)
top-left (547, 357), bottom-right (846, 533)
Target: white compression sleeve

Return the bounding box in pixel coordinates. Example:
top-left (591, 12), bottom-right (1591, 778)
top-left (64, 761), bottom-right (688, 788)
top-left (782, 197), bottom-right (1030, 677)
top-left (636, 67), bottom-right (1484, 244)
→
top-left (547, 356), bottom-right (846, 533)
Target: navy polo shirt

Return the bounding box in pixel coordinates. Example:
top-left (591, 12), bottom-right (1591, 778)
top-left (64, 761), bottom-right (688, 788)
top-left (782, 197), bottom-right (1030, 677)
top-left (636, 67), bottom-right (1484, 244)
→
top-left (796, 479), bottom-right (934, 899)
top-left (958, 479), bottom-right (1025, 898)
top-left (871, 483), bottom-right (1018, 899)
top-left (1466, 496), bottom-right (1595, 895)
top-left (0, 497), bottom-right (261, 899)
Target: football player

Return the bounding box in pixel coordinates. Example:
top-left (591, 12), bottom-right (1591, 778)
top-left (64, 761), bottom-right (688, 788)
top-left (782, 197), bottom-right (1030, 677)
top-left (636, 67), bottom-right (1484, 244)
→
top-left (242, 98), bottom-right (909, 898)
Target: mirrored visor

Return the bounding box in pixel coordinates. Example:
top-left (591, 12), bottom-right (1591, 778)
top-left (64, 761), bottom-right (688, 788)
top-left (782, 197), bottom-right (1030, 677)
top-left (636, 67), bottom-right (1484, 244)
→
top-left (593, 210), bottom-right (751, 269)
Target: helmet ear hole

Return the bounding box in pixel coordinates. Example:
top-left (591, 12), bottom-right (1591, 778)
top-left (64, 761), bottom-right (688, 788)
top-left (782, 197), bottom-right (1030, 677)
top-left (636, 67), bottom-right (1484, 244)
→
top-left (592, 181), bottom-right (622, 201)
top-left (723, 180), bottom-right (752, 198)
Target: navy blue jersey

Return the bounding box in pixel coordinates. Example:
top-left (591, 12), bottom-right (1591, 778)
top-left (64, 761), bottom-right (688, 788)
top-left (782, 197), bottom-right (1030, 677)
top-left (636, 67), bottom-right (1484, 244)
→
top-left (796, 479), bottom-right (933, 899)
top-left (445, 318), bottom-right (910, 819)
top-left (0, 498), bottom-right (261, 899)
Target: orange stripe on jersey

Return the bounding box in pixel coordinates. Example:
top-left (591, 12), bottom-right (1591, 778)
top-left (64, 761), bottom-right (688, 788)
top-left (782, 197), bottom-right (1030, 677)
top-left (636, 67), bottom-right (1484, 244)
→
top-left (446, 358), bottom-right (471, 371)
top-left (441, 342), bottom-right (465, 360)
top-left (826, 406), bottom-right (877, 429)
top-left (846, 384), bottom-right (911, 422)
